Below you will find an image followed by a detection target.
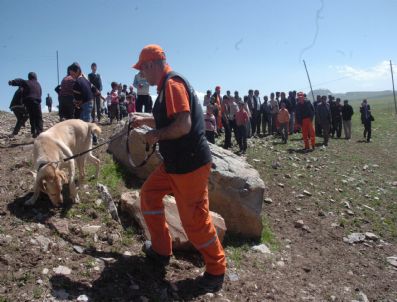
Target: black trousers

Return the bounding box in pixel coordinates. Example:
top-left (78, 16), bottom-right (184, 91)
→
top-left (136, 95), bottom-right (152, 113)
top-left (331, 118), bottom-right (342, 138)
top-left (222, 117), bottom-right (232, 149)
top-left (363, 120), bottom-right (371, 141)
top-left (205, 131), bottom-right (215, 144)
top-left (250, 110), bottom-right (261, 135)
top-left (12, 107), bottom-right (28, 135)
top-left (237, 125), bottom-right (247, 151)
top-left (261, 114), bottom-right (271, 135)
top-left (59, 95), bottom-right (75, 120)
top-left (24, 99), bottom-right (43, 136)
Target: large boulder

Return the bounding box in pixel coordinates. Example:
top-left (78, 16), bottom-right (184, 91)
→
top-left (107, 121), bottom-right (163, 180)
top-left (120, 191), bottom-right (226, 251)
top-left (108, 119), bottom-right (265, 238)
top-left (208, 145), bottom-right (264, 238)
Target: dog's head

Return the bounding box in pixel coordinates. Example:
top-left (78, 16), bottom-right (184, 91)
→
top-left (38, 163), bottom-right (67, 207)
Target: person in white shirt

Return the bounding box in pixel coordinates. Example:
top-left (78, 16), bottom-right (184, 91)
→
top-left (133, 71), bottom-right (151, 112)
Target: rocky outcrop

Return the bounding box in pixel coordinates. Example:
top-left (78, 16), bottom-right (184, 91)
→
top-left (120, 191), bottom-right (226, 251)
top-left (208, 145), bottom-right (264, 238)
top-left (108, 118), bottom-right (265, 239)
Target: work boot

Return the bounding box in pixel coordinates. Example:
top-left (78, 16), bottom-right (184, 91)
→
top-left (197, 272), bottom-right (224, 293)
top-left (142, 241), bottom-right (170, 265)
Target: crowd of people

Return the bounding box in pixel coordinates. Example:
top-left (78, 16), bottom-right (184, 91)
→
top-left (7, 65), bottom-right (375, 149)
top-left (7, 63), bottom-right (154, 140)
top-left (202, 87), bottom-right (374, 153)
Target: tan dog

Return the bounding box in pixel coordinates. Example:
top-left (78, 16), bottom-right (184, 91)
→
top-left (26, 119), bottom-right (101, 207)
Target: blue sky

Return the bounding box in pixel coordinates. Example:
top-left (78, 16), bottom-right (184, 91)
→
top-left (1, 0), bottom-right (396, 111)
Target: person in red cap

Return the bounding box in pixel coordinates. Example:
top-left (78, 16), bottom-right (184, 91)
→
top-left (296, 92), bottom-right (315, 151)
top-left (131, 44), bottom-right (226, 293)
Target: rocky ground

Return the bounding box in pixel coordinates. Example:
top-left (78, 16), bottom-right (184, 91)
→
top-left (0, 108), bottom-right (396, 302)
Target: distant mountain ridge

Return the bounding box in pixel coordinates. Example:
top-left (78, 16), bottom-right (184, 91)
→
top-left (308, 89), bottom-right (394, 101)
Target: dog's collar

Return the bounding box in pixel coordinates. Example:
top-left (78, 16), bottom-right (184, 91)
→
top-left (37, 162), bottom-right (49, 172)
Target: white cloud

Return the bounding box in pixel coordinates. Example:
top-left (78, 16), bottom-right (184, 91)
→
top-left (332, 61), bottom-right (390, 81)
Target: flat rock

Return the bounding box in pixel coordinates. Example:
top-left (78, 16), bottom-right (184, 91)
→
top-left (364, 232), bottom-right (379, 241)
top-left (73, 245), bottom-right (85, 254)
top-left (264, 197), bottom-right (273, 204)
top-left (294, 220), bottom-right (305, 228)
top-left (77, 295), bottom-right (89, 302)
top-left (386, 256), bottom-right (397, 267)
top-left (53, 265), bottom-right (72, 275)
top-left (120, 191), bottom-right (226, 251)
top-left (81, 225), bottom-right (101, 236)
top-left (343, 233), bottom-right (365, 244)
top-left (303, 190), bottom-right (312, 196)
top-left (47, 218), bottom-right (69, 236)
top-left (34, 235), bottom-right (52, 252)
top-left (252, 244), bottom-right (272, 254)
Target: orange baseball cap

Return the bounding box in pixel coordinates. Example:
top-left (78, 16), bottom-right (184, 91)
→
top-left (132, 44), bottom-right (166, 70)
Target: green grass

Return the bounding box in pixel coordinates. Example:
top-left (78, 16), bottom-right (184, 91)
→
top-left (260, 217), bottom-right (279, 251)
top-left (226, 245), bottom-right (249, 268)
top-left (121, 226), bottom-right (135, 246)
top-left (86, 154), bottom-right (133, 197)
top-left (244, 96), bottom-right (397, 243)
top-left (32, 287), bottom-right (43, 299)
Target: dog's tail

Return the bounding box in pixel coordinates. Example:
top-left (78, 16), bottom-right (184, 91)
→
top-left (88, 123), bottom-right (102, 136)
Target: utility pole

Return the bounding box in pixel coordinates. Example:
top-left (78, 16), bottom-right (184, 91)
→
top-left (390, 60), bottom-right (397, 115)
top-left (56, 50), bottom-right (60, 85)
top-left (303, 60), bottom-right (316, 103)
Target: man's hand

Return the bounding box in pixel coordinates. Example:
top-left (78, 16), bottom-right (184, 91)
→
top-left (145, 130), bottom-right (160, 145)
top-left (131, 114), bottom-right (146, 128)
top-left (130, 114), bottom-right (156, 128)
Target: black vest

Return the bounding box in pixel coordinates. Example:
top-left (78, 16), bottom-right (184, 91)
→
top-left (153, 71), bottom-right (211, 174)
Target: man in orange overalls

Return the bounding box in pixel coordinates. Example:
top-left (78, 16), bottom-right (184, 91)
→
top-left (131, 44), bottom-right (226, 293)
top-left (296, 92), bottom-right (315, 151)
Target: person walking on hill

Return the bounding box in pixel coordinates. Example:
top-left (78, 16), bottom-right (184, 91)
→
top-left (8, 72), bottom-right (43, 138)
top-left (277, 102), bottom-right (290, 144)
top-left (269, 92), bottom-right (279, 135)
top-left (131, 44), bottom-right (226, 293)
top-left (261, 96), bottom-right (271, 136)
top-left (57, 66), bottom-right (76, 120)
top-left (204, 105), bottom-right (216, 144)
top-left (69, 62), bottom-right (98, 144)
top-left (9, 87), bottom-right (28, 137)
top-left (330, 98), bottom-right (343, 138)
top-left (315, 96), bottom-right (332, 146)
top-left (296, 92), bottom-right (315, 151)
top-left (360, 99), bottom-right (373, 142)
top-left (203, 90), bottom-right (212, 107)
top-left (88, 62), bottom-right (103, 122)
top-left (236, 101), bottom-right (249, 154)
top-left (133, 71), bottom-right (151, 112)
top-left (342, 100), bottom-right (354, 139)
top-left (211, 86), bottom-right (223, 134)
top-left (46, 93), bottom-right (53, 112)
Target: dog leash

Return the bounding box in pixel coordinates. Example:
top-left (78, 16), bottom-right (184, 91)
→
top-left (62, 128), bottom-right (128, 162)
top-left (61, 121), bottom-right (156, 168)
top-left (126, 121), bottom-right (157, 168)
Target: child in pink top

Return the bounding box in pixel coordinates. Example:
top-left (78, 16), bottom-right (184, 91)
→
top-left (235, 102), bottom-right (249, 154)
top-left (204, 105), bottom-right (216, 144)
top-left (127, 94), bottom-right (136, 114)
